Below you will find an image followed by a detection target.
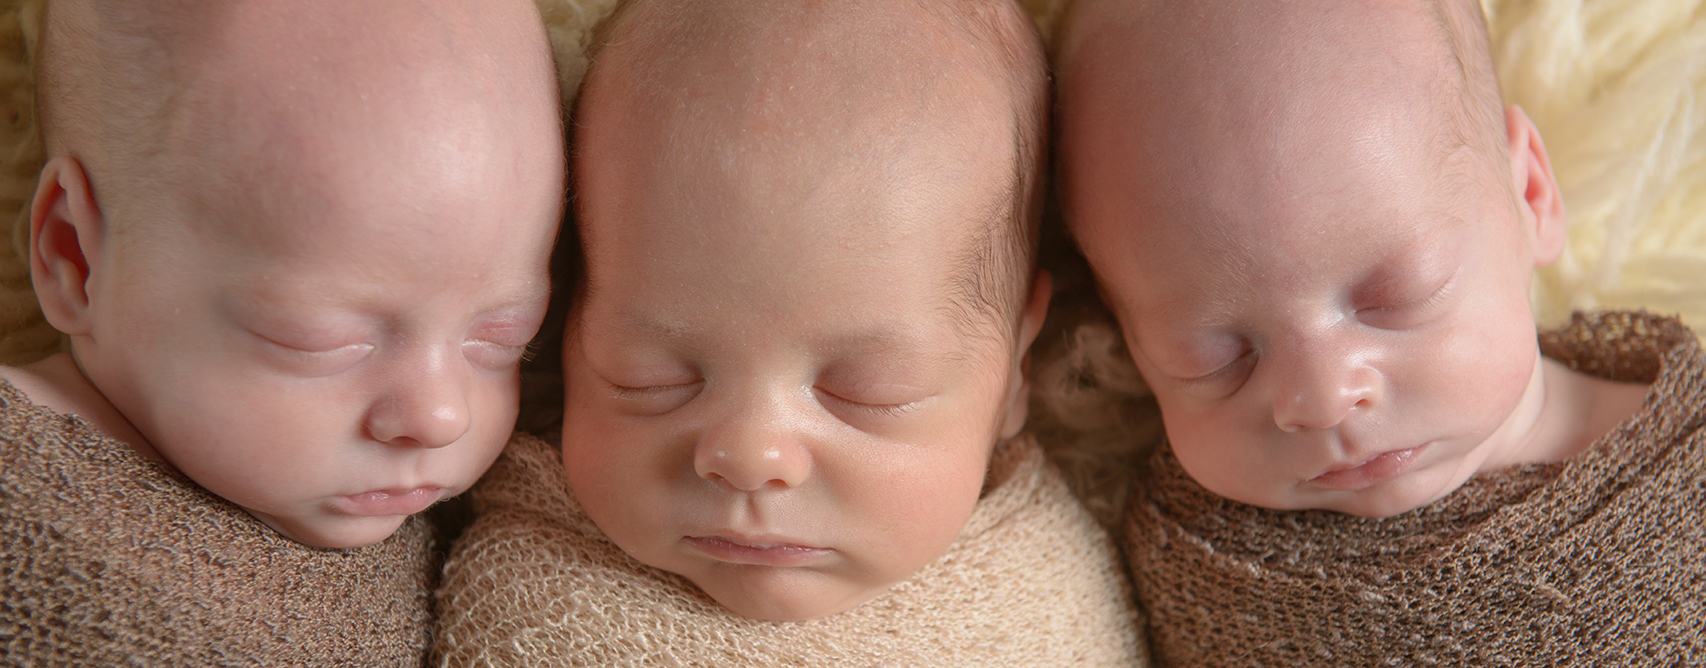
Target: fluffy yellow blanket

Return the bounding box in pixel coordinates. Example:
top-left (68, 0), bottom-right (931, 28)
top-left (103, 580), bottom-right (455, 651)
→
top-left (435, 432), bottom-right (1147, 667)
top-left (0, 378), bottom-right (436, 666)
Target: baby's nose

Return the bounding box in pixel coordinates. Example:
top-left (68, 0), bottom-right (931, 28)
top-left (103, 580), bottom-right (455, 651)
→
top-left (693, 401), bottom-right (811, 492)
top-left (365, 352), bottom-right (473, 449)
top-left (1271, 347), bottom-right (1380, 432)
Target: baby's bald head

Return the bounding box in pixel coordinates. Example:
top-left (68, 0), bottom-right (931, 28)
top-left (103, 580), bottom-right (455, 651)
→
top-left (575, 0), bottom-right (1048, 337)
top-left (1055, 0), bottom-right (1579, 519)
top-left (35, 0), bottom-right (561, 243)
top-left (24, 0), bottom-right (567, 549)
top-left (1059, 0), bottom-right (1510, 233)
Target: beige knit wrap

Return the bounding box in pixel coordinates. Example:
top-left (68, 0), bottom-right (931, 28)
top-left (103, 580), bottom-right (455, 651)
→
top-left (1125, 311), bottom-right (1706, 666)
top-left (436, 432), bottom-right (1147, 667)
top-left (0, 378), bottom-right (436, 666)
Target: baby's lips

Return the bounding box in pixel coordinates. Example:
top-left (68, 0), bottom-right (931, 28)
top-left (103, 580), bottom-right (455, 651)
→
top-left (334, 486), bottom-right (444, 516)
top-left (685, 534), bottom-right (831, 567)
top-left (1307, 446), bottom-right (1425, 491)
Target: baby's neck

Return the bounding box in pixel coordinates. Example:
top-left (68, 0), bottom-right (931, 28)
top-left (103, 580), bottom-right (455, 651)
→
top-left (1483, 357), bottom-right (1651, 470)
top-left (0, 353), bottom-right (164, 466)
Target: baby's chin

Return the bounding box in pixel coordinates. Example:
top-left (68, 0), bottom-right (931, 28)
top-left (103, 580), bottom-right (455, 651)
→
top-left (1310, 490), bottom-right (1443, 519)
top-left (253, 511), bottom-right (410, 549)
top-left (1197, 462), bottom-right (1467, 518)
top-left (686, 564), bottom-right (894, 622)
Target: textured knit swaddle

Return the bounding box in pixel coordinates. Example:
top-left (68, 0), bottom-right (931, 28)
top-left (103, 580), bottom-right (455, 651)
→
top-left (1126, 311), bottom-right (1706, 666)
top-left (0, 379), bottom-right (436, 666)
top-left (436, 432), bottom-right (1147, 667)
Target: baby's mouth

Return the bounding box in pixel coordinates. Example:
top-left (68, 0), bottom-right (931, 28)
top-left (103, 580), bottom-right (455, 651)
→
top-left (1308, 445), bottom-right (1427, 491)
top-left (685, 534), bottom-right (831, 567)
top-left (334, 486), bottom-right (444, 516)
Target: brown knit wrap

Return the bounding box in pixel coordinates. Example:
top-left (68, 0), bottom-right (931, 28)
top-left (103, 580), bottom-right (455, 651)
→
top-left (435, 432), bottom-right (1148, 667)
top-left (0, 379), bottom-right (436, 666)
top-left (1124, 311), bottom-right (1706, 667)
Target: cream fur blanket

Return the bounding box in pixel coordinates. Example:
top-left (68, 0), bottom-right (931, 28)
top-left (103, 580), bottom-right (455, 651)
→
top-left (435, 432), bottom-right (1147, 667)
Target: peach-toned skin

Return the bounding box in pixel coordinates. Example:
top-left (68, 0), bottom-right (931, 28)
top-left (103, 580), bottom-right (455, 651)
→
top-left (3, 0), bottom-right (563, 548)
top-left (1058, 0), bottom-right (1650, 518)
top-left (566, 1), bottom-right (1048, 621)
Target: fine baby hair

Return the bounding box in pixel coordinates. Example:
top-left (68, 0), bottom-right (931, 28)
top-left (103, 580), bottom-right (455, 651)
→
top-left (16, 0), bottom-right (563, 550)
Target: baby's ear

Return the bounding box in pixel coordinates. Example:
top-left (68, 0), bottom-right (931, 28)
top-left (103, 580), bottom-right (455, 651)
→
top-left (29, 157), bottom-right (106, 336)
top-left (998, 270), bottom-right (1053, 440)
top-left (1505, 105), bottom-right (1566, 267)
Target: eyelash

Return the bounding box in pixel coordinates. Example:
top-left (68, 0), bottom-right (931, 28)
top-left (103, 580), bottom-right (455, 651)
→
top-left (1173, 349), bottom-right (1256, 392)
top-left (609, 381), bottom-right (700, 399)
top-left (259, 338), bottom-right (373, 374)
top-left (461, 338), bottom-right (533, 371)
top-left (808, 386), bottom-right (925, 420)
top-left (271, 342), bottom-right (368, 357)
top-left (1413, 275), bottom-right (1456, 311)
top-left (1362, 273), bottom-right (1458, 321)
top-left (834, 395), bottom-right (920, 417)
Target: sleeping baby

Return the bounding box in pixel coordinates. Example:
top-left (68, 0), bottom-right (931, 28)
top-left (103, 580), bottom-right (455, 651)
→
top-left (0, 0), bottom-right (562, 663)
top-left (434, 0), bottom-right (1146, 665)
top-left (1057, 0), bottom-right (1706, 664)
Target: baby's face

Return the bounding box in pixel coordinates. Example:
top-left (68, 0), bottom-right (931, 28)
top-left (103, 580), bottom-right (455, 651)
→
top-left (81, 117), bottom-right (561, 550)
top-left (564, 97), bottom-right (1035, 620)
top-left (1074, 100), bottom-right (1557, 517)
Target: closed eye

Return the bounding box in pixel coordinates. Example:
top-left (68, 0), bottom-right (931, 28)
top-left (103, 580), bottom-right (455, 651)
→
top-left (257, 337), bottom-right (373, 376)
top-left (463, 338), bottom-right (530, 370)
top-left (815, 388), bottom-right (922, 418)
top-left (1171, 349), bottom-right (1256, 398)
top-left (1357, 271), bottom-right (1458, 329)
top-left (607, 380), bottom-right (702, 415)
top-left (610, 383), bottom-right (695, 400)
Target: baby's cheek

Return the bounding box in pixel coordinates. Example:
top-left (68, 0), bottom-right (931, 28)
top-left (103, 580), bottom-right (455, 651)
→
top-left (1164, 413), bottom-right (1255, 495)
top-left (1414, 316), bottom-right (1536, 427)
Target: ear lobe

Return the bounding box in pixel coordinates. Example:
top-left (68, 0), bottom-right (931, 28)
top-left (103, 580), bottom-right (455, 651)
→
top-left (998, 270), bottom-right (1053, 440)
top-left (1505, 105), bottom-right (1566, 267)
top-left (30, 156), bottom-right (106, 336)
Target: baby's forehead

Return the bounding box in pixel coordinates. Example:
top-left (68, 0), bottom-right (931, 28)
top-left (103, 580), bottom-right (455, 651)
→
top-left (51, 0), bottom-right (560, 226)
top-left (589, 5), bottom-right (1017, 142)
top-left (581, 10), bottom-right (1022, 242)
top-left (574, 0), bottom-right (1045, 338)
top-left (1064, 1), bottom-right (1504, 204)
top-left (1074, 22), bottom-right (1506, 251)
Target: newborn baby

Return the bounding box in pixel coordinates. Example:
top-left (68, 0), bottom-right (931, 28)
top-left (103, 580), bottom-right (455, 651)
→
top-left (0, 0), bottom-right (562, 663)
top-left (435, 0), bottom-right (1145, 665)
top-left (1058, 0), bottom-right (1706, 664)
